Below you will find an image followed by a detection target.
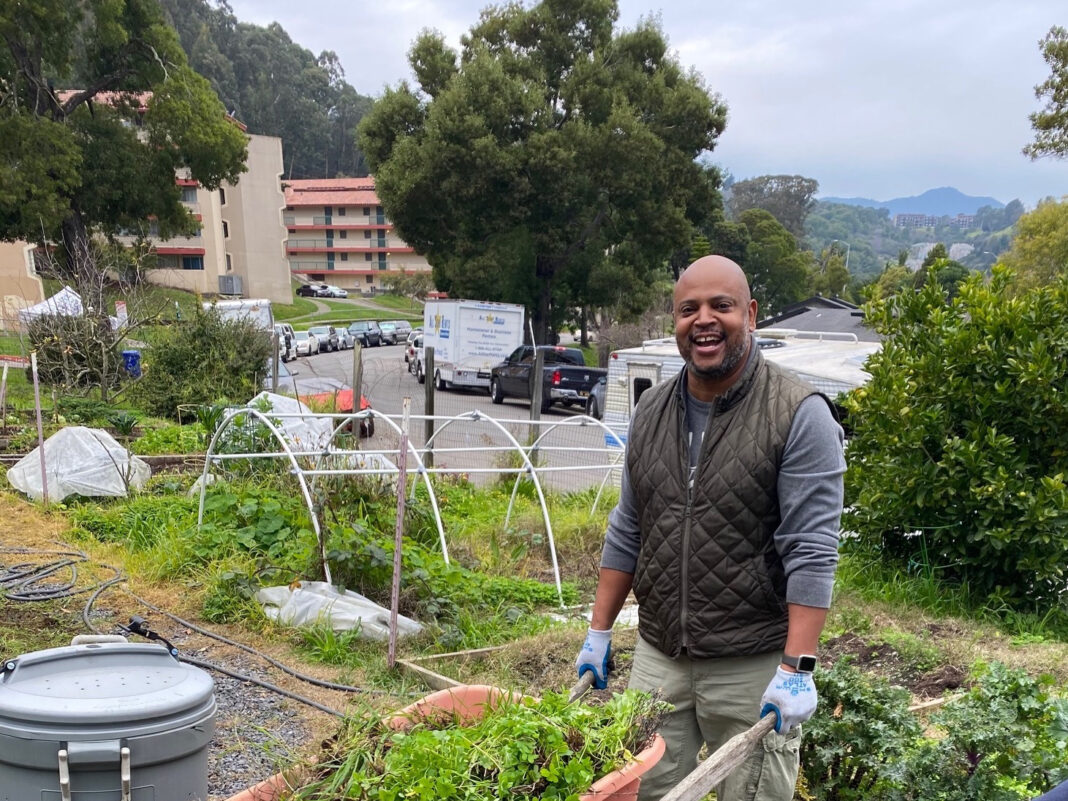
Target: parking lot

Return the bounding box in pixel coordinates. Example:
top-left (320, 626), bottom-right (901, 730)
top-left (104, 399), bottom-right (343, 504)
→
top-left (278, 340), bottom-right (622, 492)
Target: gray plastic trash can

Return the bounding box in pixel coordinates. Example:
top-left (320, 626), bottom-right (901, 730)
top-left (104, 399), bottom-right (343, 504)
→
top-left (0, 641), bottom-right (216, 801)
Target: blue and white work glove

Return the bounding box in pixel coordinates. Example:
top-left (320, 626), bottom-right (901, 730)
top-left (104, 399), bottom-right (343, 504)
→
top-left (759, 667), bottom-right (818, 733)
top-left (575, 627), bottom-right (613, 689)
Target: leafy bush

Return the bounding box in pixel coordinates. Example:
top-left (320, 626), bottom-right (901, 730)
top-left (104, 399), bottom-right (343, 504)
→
top-left (882, 663), bottom-right (1068, 801)
top-left (56, 396), bottom-right (116, 425)
top-left (801, 659), bottom-right (921, 800)
top-left (69, 494), bottom-right (199, 550)
top-left (844, 267), bottom-right (1068, 606)
top-left (128, 306), bottom-right (273, 419)
top-left (129, 423), bottom-right (202, 455)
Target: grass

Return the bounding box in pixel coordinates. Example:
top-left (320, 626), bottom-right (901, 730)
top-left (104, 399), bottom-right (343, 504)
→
top-left (0, 333), bottom-right (26, 357)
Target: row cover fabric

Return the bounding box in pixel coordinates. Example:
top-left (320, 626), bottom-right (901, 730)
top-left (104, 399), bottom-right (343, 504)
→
top-left (7, 426), bottom-right (151, 501)
top-left (255, 581), bottom-right (422, 639)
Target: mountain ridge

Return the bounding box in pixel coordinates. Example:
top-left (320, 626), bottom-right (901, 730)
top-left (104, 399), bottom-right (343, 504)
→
top-left (820, 186), bottom-right (1005, 217)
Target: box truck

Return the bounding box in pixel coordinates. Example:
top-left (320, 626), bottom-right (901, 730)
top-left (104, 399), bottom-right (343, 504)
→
top-left (422, 299), bottom-right (525, 390)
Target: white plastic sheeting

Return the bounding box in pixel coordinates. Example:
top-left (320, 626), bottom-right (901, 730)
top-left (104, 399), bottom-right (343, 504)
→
top-left (7, 426), bottom-right (151, 501)
top-left (246, 391), bottom-right (333, 450)
top-left (255, 581), bottom-right (423, 640)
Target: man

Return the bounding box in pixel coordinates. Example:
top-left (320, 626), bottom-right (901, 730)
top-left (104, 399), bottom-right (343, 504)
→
top-left (575, 255), bottom-right (845, 800)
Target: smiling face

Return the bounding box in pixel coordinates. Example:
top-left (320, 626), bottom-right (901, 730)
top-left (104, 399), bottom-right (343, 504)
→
top-left (674, 256), bottom-right (758, 401)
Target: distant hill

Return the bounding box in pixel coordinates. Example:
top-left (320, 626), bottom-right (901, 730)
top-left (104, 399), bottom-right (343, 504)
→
top-left (820, 187), bottom-right (1005, 217)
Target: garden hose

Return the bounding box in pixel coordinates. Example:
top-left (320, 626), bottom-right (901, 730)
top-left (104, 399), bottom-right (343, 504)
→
top-left (2, 546), bottom-right (404, 717)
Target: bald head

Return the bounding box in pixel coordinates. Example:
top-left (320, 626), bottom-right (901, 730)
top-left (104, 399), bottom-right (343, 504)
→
top-left (672, 254), bottom-right (758, 400)
top-left (674, 255), bottom-right (751, 308)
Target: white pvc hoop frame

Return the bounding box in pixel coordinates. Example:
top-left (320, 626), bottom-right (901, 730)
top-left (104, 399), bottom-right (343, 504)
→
top-left (196, 407), bottom-right (627, 607)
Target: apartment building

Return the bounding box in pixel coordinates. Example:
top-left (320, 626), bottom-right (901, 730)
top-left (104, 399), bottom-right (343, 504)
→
top-left (283, 177), bottom-right (431, 295)
top-left (0, 242), bottom-right (45, 331)
top-left (125, 132), bottom-right (291, 304)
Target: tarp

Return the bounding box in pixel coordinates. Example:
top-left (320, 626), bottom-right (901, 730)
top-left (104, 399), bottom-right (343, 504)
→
top-left (6, 426), bottom-right (151, 501)
top-left (255, 581), bottom-right (422, 639)
top-left (17, 286), bottom-right (83, 324)
top-left (246, 391), bottom-right (334, 451)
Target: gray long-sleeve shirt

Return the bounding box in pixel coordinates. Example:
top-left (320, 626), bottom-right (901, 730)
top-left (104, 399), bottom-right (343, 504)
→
top-left (600, 393), bottom-right (845, 608)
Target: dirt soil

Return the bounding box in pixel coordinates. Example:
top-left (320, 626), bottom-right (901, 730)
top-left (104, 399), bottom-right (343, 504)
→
top-left (4, 489), bottom-right (1068, 798)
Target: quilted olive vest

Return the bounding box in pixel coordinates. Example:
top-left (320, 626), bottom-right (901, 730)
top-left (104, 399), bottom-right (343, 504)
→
top-left (628, 346), bottom-right (818, 659)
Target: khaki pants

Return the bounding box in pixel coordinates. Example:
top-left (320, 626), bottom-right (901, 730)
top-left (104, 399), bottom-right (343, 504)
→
top-left (628, 637), bottom-right (801, 801)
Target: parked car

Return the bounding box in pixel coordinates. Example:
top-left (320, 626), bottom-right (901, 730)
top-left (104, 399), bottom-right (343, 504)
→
top-left (308, 325), bottom-right (340, 352)
top-left (337, 329), bottom-right (355, 350)
top-left (296, 283), bottom-right (328, 297)
top-left (378, 322), bottom-right (400, 345)
top-left (489, 345), bottom-right (606, 412)
top-left (404, 329), bottom-right (422, 366)
top-left (323, 285), bottom-right (349, 298)
top-left (292, 330), bottom-right (320, 356)
top-left (347, 320), bottom-right (382, 347)
top-left (585, 375), bottom-right (607, 420)
top-left (387, 320), bottom-right (414, 340)
top-left (406, 334), bottom-right (424, 381)
top-left (274, 322), bottom-right (296, 362)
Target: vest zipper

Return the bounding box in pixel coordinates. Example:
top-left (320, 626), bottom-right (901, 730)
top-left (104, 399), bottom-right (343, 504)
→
top-left (680, 395), bottom-right (718, 652)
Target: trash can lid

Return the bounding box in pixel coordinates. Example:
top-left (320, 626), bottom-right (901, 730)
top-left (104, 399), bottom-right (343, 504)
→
top-left (0, 642), bottom-right (214, 737)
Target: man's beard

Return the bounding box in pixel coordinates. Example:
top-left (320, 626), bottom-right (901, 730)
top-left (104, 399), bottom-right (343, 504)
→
top-left (688, 332), bottom-right (749, 380)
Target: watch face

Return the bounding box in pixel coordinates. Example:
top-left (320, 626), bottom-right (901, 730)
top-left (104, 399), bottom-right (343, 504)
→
top-left (797, 655), bottom-right (818, 672)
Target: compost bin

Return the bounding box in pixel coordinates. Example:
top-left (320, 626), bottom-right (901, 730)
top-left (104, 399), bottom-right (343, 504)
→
top-left (0, 641), bottom-right (216, 801)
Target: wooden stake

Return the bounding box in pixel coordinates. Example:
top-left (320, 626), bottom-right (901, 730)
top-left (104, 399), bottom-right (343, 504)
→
top-left (388, 397), bottom-right (410, 669)
top-left (30, 352), bottom-right (48, 505)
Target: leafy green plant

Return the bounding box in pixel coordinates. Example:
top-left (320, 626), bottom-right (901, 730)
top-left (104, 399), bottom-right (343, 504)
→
top-left (69, 494), bottom-right (199, 551)
top-left (56, 396), bottom-right (115, 425)
top-left (844, 268), bottom-right (1068, 607)
top-left (129, 423), bottom-right (202, 455)
top-left (291, 689), bottom-right (667, 800)
top-left (801, 659), bottom-right (921, 800)
top-left (883, 662), bottom-right (1068, 801)
top-left (198, 483), bottom-right (316, 564)
top-left (107, 410), bottom-right (139, 437)
top-left (128, 305), bottom-right (273, 419)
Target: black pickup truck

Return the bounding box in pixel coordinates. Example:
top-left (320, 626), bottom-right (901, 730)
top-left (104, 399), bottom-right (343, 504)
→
top-left (489, 346), bottom-right (607, 412)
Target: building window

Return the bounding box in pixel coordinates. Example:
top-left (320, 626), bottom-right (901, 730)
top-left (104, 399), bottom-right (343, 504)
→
top-left (366, 275), bottom-right (374, 283)
top-left (180, 186), bottom-right (198, 203)
top-left (339, 230), bottom-right (347, 239)
top-left (225, 254), bottom-right (232, 272)
top-left (365, 230), bottom-right (372, 239)
top-left (341, 253), bottom-right (348, 261)
top-left (222, 220), bottom-right (229, 238)
top-left (181, 256), bottom-right (204, 271)
top-left (338, 207), bottom-right (346, 216)
top-left (364, 206), bottom-right (371, 216)
top-left (365, 253), bottom-right (372, 261)
top-left (219, 187), bottom-right (227, 205)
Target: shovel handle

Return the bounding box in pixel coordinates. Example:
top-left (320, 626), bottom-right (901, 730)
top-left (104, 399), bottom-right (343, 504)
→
top-left (660, 712), bottom-right (778, 801)
top-left (568, 671), bottom-right (596, 702)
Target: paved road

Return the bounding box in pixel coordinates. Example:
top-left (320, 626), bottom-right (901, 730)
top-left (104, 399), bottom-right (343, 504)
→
top-left (278, 342), bottom-right (621, 491)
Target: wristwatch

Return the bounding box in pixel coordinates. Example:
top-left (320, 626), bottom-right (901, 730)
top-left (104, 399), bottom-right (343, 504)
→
top-left (781, 653), bottom-right (818, 673)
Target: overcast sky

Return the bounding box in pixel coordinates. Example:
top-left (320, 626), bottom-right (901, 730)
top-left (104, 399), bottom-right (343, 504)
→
top-left (227, 0), bottom-right (1068, 208)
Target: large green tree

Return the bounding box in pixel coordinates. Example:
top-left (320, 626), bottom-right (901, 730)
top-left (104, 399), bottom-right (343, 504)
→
top-left (728, 174), bottom-right (819, 240)
top-left (1025, 25), bottom-right (1068, 159)
top-left (160, 0), bottom-right (375, 179)
top-left (358, 0), bottom-right (727, 342)
top-left (1000, 198), bottom-right (1068, 290)
top-left (736, 208), bottom-right (811, 315)
top-left (0, 0), bottom-right (248, 302)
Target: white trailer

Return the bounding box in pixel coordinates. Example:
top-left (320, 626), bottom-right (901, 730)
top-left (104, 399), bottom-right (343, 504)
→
top-left (204, 298), bottom-right (275, 330)
top-left (601, 330), bottom-right (881, 445)
top-left (423, 299), bottom-right (525, 390)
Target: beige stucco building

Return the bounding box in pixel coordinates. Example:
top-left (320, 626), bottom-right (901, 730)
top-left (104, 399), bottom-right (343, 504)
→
top-left (124, 133), bottom-right (291, 304)
top-left (0, 242), bottom-right (45, 331)
top-left (284, 177), bottom-right (432, 295)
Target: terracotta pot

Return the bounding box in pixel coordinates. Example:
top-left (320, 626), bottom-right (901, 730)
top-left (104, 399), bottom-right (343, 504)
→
top-left (223, 684), bottom-right (665, 801)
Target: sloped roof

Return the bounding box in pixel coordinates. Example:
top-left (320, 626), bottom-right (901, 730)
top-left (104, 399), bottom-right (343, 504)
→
top-left (758, 297), bottom-right (881, 342)
top-left (284, 177), bottom-right (379, 207)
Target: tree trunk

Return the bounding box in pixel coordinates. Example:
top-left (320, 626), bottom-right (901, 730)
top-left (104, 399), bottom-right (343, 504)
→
top-left (534, 254), bottom-right (555, 345)
top-left (580, 305), bottom-right (589, 348)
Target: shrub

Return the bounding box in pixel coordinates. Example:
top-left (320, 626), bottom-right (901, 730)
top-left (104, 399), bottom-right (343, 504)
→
top-left (843, 267), bottom-right (1068, 606)
top-left (128, 306), bottom-right (273, 419)
top-left (801, 659), bottom-right (920, 800)
top-left (883, 663), bottom-right (1068, 801)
